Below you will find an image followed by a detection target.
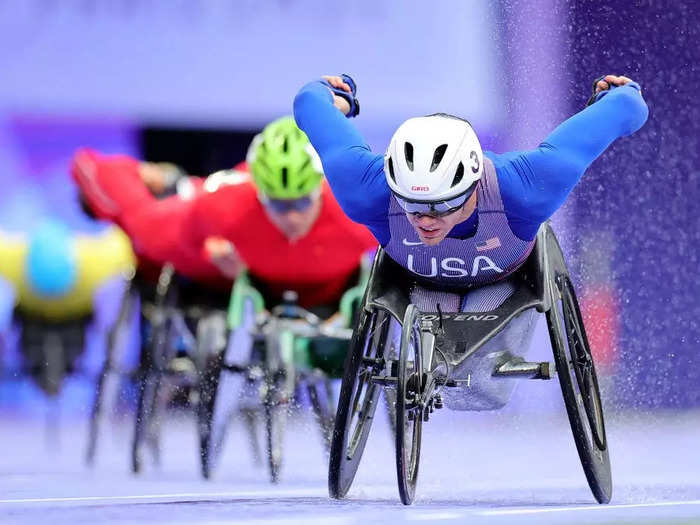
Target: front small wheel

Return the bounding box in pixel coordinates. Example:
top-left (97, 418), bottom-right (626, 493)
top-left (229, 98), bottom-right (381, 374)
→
top-left (395, 304), bottom-right (423, 506)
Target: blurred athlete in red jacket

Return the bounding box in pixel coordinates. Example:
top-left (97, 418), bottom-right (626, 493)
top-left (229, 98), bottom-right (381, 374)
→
top-left (72, 116), bottom-right (376, 310)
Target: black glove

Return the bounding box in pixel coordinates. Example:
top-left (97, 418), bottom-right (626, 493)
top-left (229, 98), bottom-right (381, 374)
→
top-left (586, 75), bottom-right (607, 107)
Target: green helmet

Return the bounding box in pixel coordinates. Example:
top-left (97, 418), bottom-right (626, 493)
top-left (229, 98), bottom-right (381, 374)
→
top-left (247, 116), bottom-right (324, 199)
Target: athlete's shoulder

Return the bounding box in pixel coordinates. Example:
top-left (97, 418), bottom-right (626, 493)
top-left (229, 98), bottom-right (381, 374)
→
top-left (190, 168), bottom-right (260, 228)
top-left (74, 227), bottom-right (135, 284)
top-left (485, 149), bottom-right (535, 188)
top-left (485, 150), bottom-right (521, 171)
top-left (202, 162), bottom-right (252, 194)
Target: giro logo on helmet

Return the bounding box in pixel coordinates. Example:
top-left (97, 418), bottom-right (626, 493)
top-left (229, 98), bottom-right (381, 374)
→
top-left (411, 185), bottom-right (430, 192)
top-left (406, 254), bottom-right (503, 278)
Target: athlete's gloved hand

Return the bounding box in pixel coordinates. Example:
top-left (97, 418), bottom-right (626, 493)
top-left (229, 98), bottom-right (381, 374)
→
top-left (322, 74), bottom-right (360, 117)
top-left (139, 161), bottom-right (185, 195)
top-left (586, 74), bottom-right (642, 106)
top-left (204, 236), bottom-right (243, 279)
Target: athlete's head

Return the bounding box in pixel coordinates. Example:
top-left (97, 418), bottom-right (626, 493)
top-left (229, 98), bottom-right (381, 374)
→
top-left (247, 116), bottom-right (324, 241)
top-left (385, 113), bottom-right (483, 246)
top-left (25, 219), bottom-right (77, 297)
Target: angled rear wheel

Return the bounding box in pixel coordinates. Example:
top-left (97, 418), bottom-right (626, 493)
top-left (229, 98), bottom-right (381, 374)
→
top-left (546, 233), bottom-right (612, 504)
top-left (329, 307), bottom-right (391, 499)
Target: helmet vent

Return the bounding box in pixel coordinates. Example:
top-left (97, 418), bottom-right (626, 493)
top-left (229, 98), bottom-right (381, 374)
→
top-left (451, 162), bottom-right (464, 187)
top-left (281, 167), bottom-right (288, 187)
top-left (387, 157), bottom-right (396, 183)
top-left (430, 144), bottom-right (448, 172)
top-left (404, 142), bottom-right (414, 170)
top-left (282, 136), bottom-right (288, 153)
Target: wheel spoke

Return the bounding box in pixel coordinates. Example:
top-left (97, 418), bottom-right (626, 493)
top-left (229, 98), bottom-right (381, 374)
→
top-left (350, 372), bottom-right (369, 416)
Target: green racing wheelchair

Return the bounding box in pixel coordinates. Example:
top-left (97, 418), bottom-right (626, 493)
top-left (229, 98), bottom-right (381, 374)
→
top-left (198, 268), bottom-right (368, 483)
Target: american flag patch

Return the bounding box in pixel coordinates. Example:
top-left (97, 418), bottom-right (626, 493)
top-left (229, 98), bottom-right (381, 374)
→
top-left (476, 237), bottom-right (502, 252)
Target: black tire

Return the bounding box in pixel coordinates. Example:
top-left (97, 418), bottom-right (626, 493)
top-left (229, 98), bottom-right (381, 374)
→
top-left (328, 308), bottom-right (392, 499)
top-left (87, 287), bottom-right (135, 466)
top-left (131, 370), bottom-right (162, 474)
top-left (42, 332), bottom-right (65, 397)
top-left (131, 317), bottom-right (170, 473)
top-left (308, 376), bottom-right (335, 453)
top-left (131, 266), bottom-right (176, 474)
top-left (546, 234), bottom-right (612, 504)
top-left (395, 304), bottom-right (423, 505)
top-left (85, 366), bottom-right (107, 466)
top-left (198, 353), bottom-right (223, 479)
top-left (264, 377), bottom-right (287, 484)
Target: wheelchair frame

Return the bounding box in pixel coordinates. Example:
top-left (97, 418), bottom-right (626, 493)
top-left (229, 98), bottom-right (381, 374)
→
top-left (328, 223), bottom-right (612, 505)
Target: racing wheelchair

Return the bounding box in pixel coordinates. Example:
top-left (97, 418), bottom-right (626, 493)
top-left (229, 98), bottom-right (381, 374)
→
top-left (89, 263), bottom-right (231, 474)
top-left (328, 223), bottom-right (611, 505)
top-left (87, 262), bottom-right (263, 474)
top-left (132, 265), bottom-right (235, 474)
top-left (198, 271), bottom-right (363, 483)
top-left (85, 263), bottom-right (189, 468)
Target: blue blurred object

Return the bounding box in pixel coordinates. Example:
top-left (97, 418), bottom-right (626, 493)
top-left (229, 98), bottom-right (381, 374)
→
top-left (0, 276), bottom-right (13, 333)
top-left (25, 220), bottom-right (77, 297)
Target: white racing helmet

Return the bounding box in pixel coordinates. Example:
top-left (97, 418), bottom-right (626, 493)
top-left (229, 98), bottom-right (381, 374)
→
top-left (384, 113), bottom-right (483, 215)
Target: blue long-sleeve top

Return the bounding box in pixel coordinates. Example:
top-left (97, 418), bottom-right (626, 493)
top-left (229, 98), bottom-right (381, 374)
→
top-left (293, 80), bottom-right (648, 245)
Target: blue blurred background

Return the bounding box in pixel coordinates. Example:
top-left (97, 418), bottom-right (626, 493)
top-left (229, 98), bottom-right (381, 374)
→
top-left (0, 0), bottom-right (697, 412)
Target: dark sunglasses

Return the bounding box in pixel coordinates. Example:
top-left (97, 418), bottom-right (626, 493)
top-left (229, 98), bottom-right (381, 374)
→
top-left (262, 195), bottom-right (314, 213)
top-left (394, 181), bottom-right (477, 218)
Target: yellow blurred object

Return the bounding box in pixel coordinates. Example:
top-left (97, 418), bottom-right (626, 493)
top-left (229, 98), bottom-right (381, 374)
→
top-left (0, 227), bottom-right (135, 321)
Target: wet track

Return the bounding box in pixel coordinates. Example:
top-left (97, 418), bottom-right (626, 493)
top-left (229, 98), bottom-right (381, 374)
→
top-left (1, 392), bottom-right (699, 525)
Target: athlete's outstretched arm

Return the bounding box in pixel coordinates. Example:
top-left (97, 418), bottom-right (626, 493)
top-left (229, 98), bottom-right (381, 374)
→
top-left (72, 149), bottom-right (155, 221)
top-left (497, 75), bottom-right (649, 239)
top-left (293, 79), bottom-right (390, 241)
top-left (71, 149), bottom-right (195, 266)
